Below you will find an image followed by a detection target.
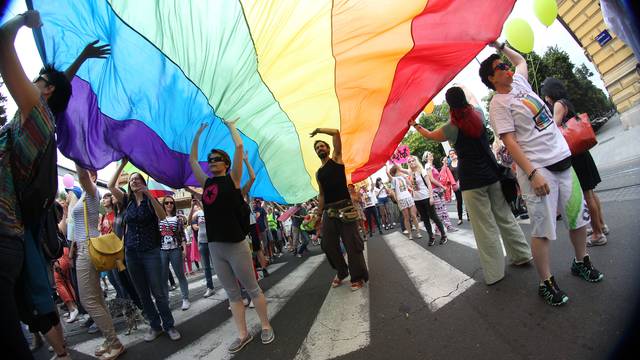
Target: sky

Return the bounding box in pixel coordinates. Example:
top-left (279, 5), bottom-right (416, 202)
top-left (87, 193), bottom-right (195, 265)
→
top-left (0, 0), bottom-right (609, 186)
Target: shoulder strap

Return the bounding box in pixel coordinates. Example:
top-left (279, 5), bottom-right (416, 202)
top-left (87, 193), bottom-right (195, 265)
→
top-left (82, 199), bottom-right (90, 240)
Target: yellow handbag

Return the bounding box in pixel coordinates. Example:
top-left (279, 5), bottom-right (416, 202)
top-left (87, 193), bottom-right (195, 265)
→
top-left (83, 200), bottom-right (126, 272)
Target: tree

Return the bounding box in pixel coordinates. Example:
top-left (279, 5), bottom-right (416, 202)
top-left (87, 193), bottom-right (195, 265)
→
top-left (495, 47), bottom-right (613, 118)
top-left (402, 103), bottom-right (450, 167)
top-left (0, 76), bottom-right (7, 127)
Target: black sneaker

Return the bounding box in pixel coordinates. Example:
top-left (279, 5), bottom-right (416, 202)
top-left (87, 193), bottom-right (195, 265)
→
top-left (439, 236), bottom-right (448, 245)
top-left (428, 237), bottom-right (436, 246)
top-left (571, 255), bottom-right (604, 282)
top-left (538, 276), bottom-right (569, 306)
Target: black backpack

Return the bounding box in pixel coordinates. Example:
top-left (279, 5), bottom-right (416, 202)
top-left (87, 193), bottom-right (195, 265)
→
top-left (17, 132), bottom-right (58, 225)
top-left (40, 203), bottom-right (65, 262)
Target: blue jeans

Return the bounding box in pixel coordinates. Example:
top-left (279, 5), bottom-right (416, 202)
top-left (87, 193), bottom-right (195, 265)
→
top-left (161, 248), bottom-right (189, 301)
top-left (126, 247), bottom-right (174, 331)
top-left (199, 242), bottom-right (214, 290)
top-left (297, 230), bottom-right (311, 255)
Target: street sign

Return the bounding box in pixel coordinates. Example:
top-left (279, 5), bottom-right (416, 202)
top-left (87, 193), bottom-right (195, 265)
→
top-left (595, 29), bottom-right (613, 46)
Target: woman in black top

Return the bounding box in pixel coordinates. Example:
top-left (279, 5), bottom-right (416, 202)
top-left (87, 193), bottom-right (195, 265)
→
top-left (189, 119), bottom-right (274, 353)
top-left (409, 87), bottom-right (532, 285)
top-left (541, 78), bottom-right (608, 246)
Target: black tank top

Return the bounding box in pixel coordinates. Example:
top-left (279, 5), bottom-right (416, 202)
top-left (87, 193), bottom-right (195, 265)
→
top-left (317, 159), bottom-right (351, 204)
top-left (202, 175), bottom-right (245, 243)
top-left (454, 126), bottom-right (500, 191)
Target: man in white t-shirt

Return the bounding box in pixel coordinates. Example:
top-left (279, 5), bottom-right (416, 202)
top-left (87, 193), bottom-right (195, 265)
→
top-left (480, 41), bottom-right (603, 306)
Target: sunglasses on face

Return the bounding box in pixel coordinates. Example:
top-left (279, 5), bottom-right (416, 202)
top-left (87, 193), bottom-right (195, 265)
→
top-left (164, 201), bottom-right (174, 205)
top-left (493, 63), bottom-right (511, 72)
top-left (208, 156), bottom-right (225, 163)
top-left (33, 75), bottom-right (52, 86)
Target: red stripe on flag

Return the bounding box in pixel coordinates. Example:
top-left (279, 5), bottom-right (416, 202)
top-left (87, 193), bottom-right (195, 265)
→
top-left (351, 0), bottom-right (515, 182)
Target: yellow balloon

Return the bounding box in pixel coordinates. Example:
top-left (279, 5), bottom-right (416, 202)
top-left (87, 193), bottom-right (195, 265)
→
top-left (423, 101), bottom-right (435, 114)
top-left (533, 0), bottom-right (558, 27)
top-left (504, 18), bottom-right (534, 54)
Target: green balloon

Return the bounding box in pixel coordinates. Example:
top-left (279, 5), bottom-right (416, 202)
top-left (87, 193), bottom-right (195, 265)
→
top-left (505, 18), bottom-right (534, 54)
top-left (533, 0), bottom-right (558, 27)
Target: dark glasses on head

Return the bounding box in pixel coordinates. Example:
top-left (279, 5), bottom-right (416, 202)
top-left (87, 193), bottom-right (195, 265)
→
top-left (493, 63), bottom-right (510, 72)
top-left (33, 75), bottom-right (52, 85)
top-left (208, 156), bottom-right (225, 163)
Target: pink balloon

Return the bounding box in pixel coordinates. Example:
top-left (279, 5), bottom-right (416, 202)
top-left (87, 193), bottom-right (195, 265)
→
top-left (62, 174), bottom-right (75, 188)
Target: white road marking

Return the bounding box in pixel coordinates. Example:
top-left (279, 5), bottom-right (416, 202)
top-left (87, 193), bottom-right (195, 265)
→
top-left (166, 255), bottom-right (325, 360)
top-left (384, 232), bottom-right (475, 311)
top-left (294, 247), bottom-right (370, 360)
top-left (72, 263), bottom-right (286, 355)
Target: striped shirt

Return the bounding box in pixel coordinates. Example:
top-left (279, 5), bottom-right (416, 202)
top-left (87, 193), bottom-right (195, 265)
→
top-left (159, 216), bottom-right (181, 250)
top-left (0, 98), bottom-right (55, 239)
top-left (72, 190), bottom-right (101, 243)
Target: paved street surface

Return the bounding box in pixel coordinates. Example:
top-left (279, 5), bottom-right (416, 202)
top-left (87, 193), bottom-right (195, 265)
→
top-left (33, 117), bottom-right (640, 360)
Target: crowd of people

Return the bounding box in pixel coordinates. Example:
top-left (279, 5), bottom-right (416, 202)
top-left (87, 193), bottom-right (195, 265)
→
top-left (0, 10), bottom-right (611, 360)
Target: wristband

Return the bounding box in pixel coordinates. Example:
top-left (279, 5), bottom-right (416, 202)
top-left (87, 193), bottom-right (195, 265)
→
top-left (499, 42), bottom-right (506, 51)
top-left (527, 168), bottom-right (538, 181)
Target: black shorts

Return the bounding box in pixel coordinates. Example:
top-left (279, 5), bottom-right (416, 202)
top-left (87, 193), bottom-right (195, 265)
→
top-left (249, 225), bottom-right (261, 251)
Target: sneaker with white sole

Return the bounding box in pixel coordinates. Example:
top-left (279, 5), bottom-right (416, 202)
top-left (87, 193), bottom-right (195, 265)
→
top-left (261, 328), bottom-right (275, 344)
top-left (602, 224), bottom-right (610, 235)
top-left (181, 299), bottom-right (191, 311)
top-left (249, 300), bottom-right (255, 309)
top-left (167, 328), bottom-right (181, 341)
top-left (144, 328), bottom-right (163, 342)
top-left (204, 288), bottom-right (215, 298)
top-left (571, 255), bottom-right (604, 282)
top-left (587, 234), bottom-right (607, 247)
top-left (228, 334), bottom-right (253, 353)
top-left (66, 309), bottom-right (79, 323)
top-left (402, 230), bottom-right (409, 234)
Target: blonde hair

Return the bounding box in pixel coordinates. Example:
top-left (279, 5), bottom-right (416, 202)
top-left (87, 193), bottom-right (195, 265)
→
top-left (409, 155), bottom-right (424, 173)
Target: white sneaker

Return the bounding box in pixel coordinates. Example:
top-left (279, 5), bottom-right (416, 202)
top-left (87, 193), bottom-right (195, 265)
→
top-left (248, 300), bottom-right (255, 309)
top-left (66, 309), bottom-right (79, 323)
top-left (402, 230), bottom-right (409, 234)
top-left (181, 299), bottom-right (191, 311)
top-left (144, 328), bottom-right (162, 342)
top-left (602, 224), bottom-right (610, 235)
top-left (587, 234), bottom-right (608, 247)
top-left (243, 298), bottom-right (250, 306)
top-left (167, 328), bottom-right (181, 341)
top-left (416, 232), bottom-right (422, 239)
top-left (204, 288), bottom-right (215, 298)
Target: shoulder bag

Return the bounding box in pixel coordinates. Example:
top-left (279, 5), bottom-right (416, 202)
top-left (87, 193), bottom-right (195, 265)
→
top-left (84, 199), bottom-right (126, 272)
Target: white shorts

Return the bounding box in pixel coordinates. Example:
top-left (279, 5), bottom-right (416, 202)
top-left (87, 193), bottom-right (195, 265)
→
top-left (518, 167), bottom-right (590, 240)
top-left (397, 197), bottom-right (415, 211)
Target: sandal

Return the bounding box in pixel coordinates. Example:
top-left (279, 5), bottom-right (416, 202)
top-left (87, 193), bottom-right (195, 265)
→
top-left (331, 276), bottom-right (343, 288)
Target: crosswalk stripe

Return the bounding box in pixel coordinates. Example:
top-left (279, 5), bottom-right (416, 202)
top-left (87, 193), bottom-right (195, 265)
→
top-left (383, 232), bottom-right (475, 311)
top-left (294, 247), bottom-right (370, 360)
top-left (167, 255), bottom-right (325, 360)
top-left (71, 262), bottom-right (287, 356)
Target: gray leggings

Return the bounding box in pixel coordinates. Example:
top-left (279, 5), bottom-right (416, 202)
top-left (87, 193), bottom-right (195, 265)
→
top-left (208, 240), bottom-right (262, 302)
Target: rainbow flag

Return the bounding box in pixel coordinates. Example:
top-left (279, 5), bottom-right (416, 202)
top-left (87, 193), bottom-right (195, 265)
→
top-left (29, 0), bottom-right (515, 203)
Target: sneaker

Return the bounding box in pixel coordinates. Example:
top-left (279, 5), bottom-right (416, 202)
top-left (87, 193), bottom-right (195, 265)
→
top-left (144, 328), bottom-right (163, 342)
top-left (228, 334), bottom-right (253, 354)
top-left (204, 288), bottom-right (215, 298)
top-left (513, 257), bottom-right (533, 266)
top-left (439, 236), bottom-right (448, 245)
top-left (66, 308), bottom-right (79, 323)
top-left (248, 300), bottom-right (255, 309)
top-left (602, 224), bottom-right (610, 235)
top-left (243, 298), bottom-right (250, 307)
top-left (99, 343), bottom-right (125, 360)
top-left (169, 285), bottom-right (177, 291)
top-left (538, 276), bottom-right (569, 306)
top-left (88, 323), bottom-right (99, 334)
top-left (457, 220), bottom-right (463, 225)
top-left (167, 328), bottom-right (181, 341)
top-left (428, 237), bottom-right (436, 246)
top-left (351, 280), bottom-right (365, 291)
top-left (416, 232), bottom-right (422, 239)
top-left (408, 234), bottom-right (413, 240)
top-left (261, 328), bottom-right (275, 344)
top-left (181, 299), bottom-right (191, 311)
top-left (586, 234), bottom-right (608, 247)
top-left (571, 255), bottom-right (604, 282)
top-left (402, 230), bottom-right (409, 234)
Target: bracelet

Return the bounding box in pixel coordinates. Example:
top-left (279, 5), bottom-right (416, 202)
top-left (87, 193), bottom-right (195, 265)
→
top-left (499, 42), bottom-right (506, 51)
top-left (527, 168), bottom-right (538, 181)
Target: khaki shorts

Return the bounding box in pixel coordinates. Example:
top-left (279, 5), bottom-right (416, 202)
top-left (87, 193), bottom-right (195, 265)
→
top-left (518, 167), bottom-right (590, 240)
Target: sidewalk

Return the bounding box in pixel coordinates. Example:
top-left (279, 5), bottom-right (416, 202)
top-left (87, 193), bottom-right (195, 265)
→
top-left (590, 113), bottom-right (640, 170)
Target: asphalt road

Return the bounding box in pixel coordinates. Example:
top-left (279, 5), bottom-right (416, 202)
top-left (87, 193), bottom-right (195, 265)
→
top-left (33, 158), bottom-right (640, 360)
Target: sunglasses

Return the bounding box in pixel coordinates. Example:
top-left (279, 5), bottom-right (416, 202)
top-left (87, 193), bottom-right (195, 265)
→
top-left (33, 75), bottom-right (52, 86)
top-left (208, 156), bottom-right (225, 163)
top-left (164, 201), bottom-right (174, 205)
top-left (493, 63), bottom-right (511, 72)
